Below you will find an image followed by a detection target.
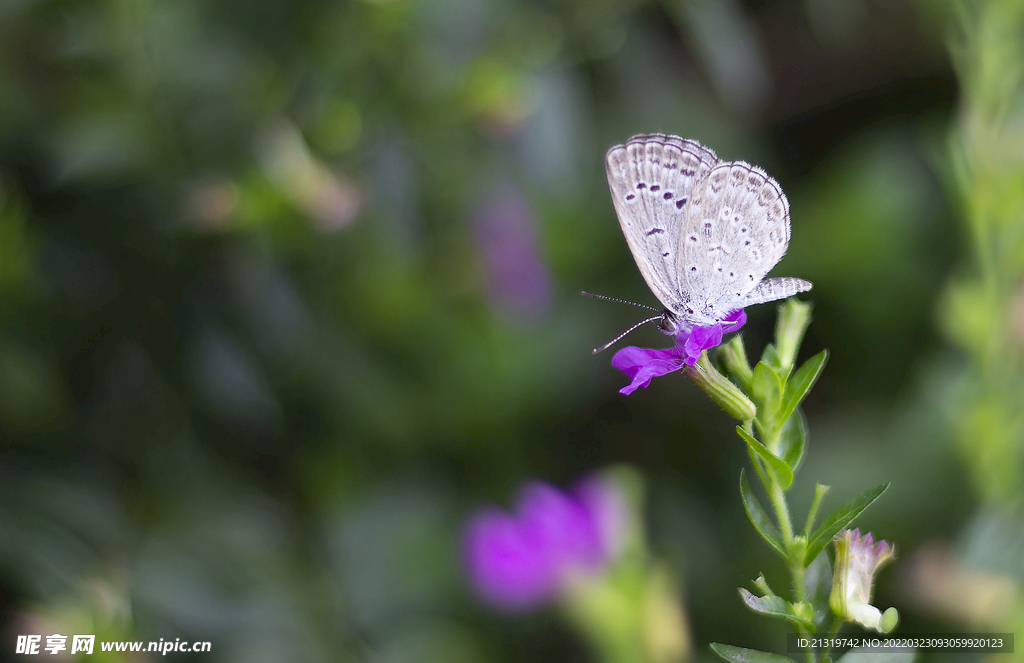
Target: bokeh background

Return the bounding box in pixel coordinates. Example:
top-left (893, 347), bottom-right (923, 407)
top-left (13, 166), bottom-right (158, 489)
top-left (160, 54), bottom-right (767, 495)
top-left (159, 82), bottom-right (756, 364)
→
top-left (2, 0), bottom-right (1024, 661)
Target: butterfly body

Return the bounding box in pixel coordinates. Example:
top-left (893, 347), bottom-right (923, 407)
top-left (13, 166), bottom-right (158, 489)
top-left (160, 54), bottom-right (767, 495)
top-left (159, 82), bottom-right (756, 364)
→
top-left (605, 134), bottom-right (811, 332)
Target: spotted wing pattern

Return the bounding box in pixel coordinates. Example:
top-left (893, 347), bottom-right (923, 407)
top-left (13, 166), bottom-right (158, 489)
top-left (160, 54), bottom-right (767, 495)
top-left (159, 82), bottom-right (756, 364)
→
top-left (605, 135), bottom-right (718, 313)
top-left (606, 134), bottom-right (812, 326)
top-left (676, 161), bottom-right (808, 322)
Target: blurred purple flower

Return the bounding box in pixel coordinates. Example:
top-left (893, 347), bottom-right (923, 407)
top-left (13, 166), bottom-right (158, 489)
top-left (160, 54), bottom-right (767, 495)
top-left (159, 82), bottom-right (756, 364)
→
top-left (473, 186), bottom-right (552, 324)
top-left (612, 310), bottom-right (746, 395)
top-left (462, 477), bottom-right (623, 611)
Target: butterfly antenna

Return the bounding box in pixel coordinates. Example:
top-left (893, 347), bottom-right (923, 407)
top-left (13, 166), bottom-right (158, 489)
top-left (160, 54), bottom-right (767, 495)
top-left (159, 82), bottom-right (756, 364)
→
top-left (592, 314), bottom-right (664, 354)
top-left (580, 290), bottom-right (660, 312)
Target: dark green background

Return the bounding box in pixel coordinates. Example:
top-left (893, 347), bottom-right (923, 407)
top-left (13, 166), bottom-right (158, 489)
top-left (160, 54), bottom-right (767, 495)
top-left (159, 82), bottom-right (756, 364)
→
top-left (0, 0), bottom-right (994, 661)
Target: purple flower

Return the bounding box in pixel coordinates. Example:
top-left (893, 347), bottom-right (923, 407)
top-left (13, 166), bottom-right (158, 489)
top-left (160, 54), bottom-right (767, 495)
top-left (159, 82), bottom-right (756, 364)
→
top-left (612, 310), bottom-right (746, 395)
top-left (830, 529), bottom-right (898, 632)
top-left (462, 477), bottom-right (623, 612)
top-left (473, 186), bottom-right (552, 325)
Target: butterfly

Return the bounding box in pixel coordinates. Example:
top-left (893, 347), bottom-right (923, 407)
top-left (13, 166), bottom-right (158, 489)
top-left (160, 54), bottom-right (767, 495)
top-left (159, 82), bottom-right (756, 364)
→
top-left (603, 134), bottom-right (811, 340)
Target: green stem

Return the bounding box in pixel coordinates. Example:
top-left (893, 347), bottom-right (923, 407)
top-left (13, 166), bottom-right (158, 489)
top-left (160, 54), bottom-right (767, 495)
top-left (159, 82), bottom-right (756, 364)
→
top-left (767, 475), bottom-right (794, 545)
top-left (787, 545), bottom-right (811, 663)
top-left (791, 561), bottom-right (807, 603)
top-left (763, 428), bottom-right (782, 459)
top-left (819, 618), bottom-right (843, 663)
top-left (802, 633), bottom-right (815, 663)
top-left (766, 470), bottom-right (812, 663)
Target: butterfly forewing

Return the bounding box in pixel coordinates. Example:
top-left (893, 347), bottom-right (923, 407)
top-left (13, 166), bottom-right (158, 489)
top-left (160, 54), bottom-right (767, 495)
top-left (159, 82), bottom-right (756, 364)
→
top-left (605, 135), bottom-right (718, 312)
top-left (678, 161), bottom-right (793, 319)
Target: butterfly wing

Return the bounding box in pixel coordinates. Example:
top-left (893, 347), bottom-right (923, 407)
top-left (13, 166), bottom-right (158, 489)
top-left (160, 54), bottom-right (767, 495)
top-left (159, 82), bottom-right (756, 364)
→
top-left (605, 135), bottom-right (718, 313)
top-left (744, 276), bottom-right (812, 306)
top-left (677, 161), bottom-right (808, 322)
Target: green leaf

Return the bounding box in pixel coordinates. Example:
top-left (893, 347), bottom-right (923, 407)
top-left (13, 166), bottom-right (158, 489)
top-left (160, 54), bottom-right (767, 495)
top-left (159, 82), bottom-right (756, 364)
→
top-left (805, 484), bottom-right (889, 566)
top-left (710, 643), bottom-right (797, 663)
top-left (751, 362), bottom-right (784, 434)
top-left (738, 588), bottom-right (816, 631)
top-left (778, 350), bottom-right (828, 424)
top-left (760, 343), bottom-right (786, 379)
top-left (745, 442), bottom-right (770, 490)
top-left (737, 426), bottom-right (794, 490)
top-left (803, 483), bottom-right (831, 539)
top-left (740, 469), bottom-right (787, 558)
top-left (803, 551), bottom-right (832, 606)
top-left (777, 408), bottom-right (807, 475)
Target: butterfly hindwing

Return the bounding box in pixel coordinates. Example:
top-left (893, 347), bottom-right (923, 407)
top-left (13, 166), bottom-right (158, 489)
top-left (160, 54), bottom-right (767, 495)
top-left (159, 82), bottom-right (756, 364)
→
top-left (677, 161), bottom-right (795, 320)
top-left (743, 277), bottom-right (813, 306)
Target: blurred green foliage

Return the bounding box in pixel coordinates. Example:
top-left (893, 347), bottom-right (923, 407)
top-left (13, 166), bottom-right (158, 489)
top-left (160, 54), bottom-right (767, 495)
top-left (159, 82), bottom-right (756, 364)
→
top-left (932, 0), bottom-right (1024, 656)
top-left (0, 0), bottom-right (1018, 661)
top-left (941, 0), bottom-right (1024, 502)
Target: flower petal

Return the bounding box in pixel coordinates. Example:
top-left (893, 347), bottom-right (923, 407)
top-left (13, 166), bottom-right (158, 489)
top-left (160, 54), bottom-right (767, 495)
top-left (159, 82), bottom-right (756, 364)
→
top-left (611, 309), bottom-right (745, 392)
top-left (462, 508), bottom-right (555, 611)
top-left (611, 346), bottom-right (684, 394)
top-left (830, 528), bottom-right (896, 631)
top-left (723, 309), bottom-right (747, 332)
top-left (573, 475), bottom-right (628, 563)
top-left (683, 324), bottom-right (724, 364)
top-left (517, 482), bottom-right (605, 573)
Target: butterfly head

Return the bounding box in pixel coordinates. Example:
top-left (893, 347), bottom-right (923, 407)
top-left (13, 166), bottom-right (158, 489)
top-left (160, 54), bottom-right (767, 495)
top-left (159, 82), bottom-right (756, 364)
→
top-left (657, 311), bottom-right (687, 337)
top-left (665, 302), bottom-right (725, 332)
